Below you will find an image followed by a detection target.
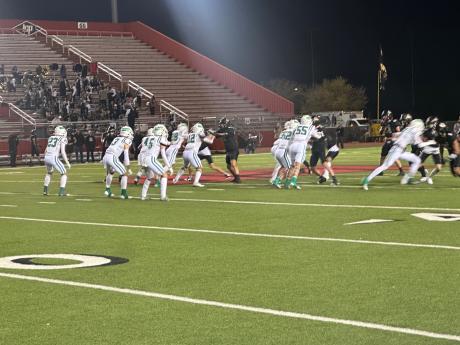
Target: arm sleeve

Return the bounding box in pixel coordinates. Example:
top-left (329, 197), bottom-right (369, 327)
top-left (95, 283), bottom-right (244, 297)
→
top-left (123, 146), bottom-right (130, 166)
top-left (60, 142), bottom-right (69, 165)
top-left (160, 146), bottom-right (169, 165)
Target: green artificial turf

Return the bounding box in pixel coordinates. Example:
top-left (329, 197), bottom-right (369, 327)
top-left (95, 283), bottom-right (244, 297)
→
top-left (0, 146), bottom-right (459, 345)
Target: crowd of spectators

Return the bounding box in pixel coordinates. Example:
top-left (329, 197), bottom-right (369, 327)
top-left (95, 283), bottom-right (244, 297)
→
top-left (0, 63), bottom-right (154, 130)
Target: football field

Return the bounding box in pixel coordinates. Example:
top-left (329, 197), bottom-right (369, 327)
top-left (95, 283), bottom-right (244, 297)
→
top-left (0, 146), bottom-right (459, 345)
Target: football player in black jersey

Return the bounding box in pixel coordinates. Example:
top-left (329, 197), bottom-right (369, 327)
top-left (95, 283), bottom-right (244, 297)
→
top-left (214, 117), bottom-right (241, 183)
top-left (378, 110), bottom-right (405, 176)
top-left (447, 129), bottom-right (460, 177)
top-left (417, 125), bottom-right (443, 184)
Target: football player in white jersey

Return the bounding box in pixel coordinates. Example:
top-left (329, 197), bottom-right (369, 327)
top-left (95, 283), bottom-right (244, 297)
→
top-left (102, 126), bottom-right (133, 199)
top-left (43, 125), bottom-right (71, 196)
top-left (134, 128), bottom-right (154, 185)
top-left (141, 124), bottom-right (170, 201)
top-left (166, 123), bottom-right (188, 174)
top-left (173, 123), bottom-right (212, 187)
top-left (272, 120), bottom-right (296, 188)
top-left (287, 115), bottom-right (322, 189)
top-left (269, 137), bottom-right (282, 185)
top-left (362, 119), bottom-right (424, 190)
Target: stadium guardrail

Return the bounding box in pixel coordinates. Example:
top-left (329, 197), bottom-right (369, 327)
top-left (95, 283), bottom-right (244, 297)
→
top-left (98, 63), bottom-right (122, 83)
top-left (159, 99), bottom-right (189, 124)
top-left (127, 80), bottom-right (153, 98)
top-left (8, 103), bottom-right (36, 127)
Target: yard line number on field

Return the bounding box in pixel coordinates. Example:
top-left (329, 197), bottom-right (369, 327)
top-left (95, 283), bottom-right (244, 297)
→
top-left (0, 272), bottom-right (458, 343)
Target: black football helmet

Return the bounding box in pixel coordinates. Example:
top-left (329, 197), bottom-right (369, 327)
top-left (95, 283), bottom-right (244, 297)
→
top-left (218, 117), bottom-right (230, 128)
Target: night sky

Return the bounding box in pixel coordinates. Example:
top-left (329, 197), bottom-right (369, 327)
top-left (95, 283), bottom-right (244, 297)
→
top-left (1, 0), bottom-right (459, 120)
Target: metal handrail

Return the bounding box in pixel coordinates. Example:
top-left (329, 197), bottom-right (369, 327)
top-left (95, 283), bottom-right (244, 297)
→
top-left (8, 103), bottom-right (36, 126)
top-left (160, 99), bottom-right (189, 123)
top-left (127, 80), bottom-right (153, 99)
top-left (98, 63), bottom-right (122, 82)
top-left (68, 45), bottom-right (92, 63)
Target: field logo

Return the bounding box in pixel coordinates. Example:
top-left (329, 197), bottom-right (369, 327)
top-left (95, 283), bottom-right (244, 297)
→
top-left (411, 213), bottom-right (460, 222)
top-left (0, 254), bottom-right (128, 270)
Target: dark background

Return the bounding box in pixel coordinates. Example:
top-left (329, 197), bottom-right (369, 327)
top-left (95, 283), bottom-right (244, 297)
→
top-left (1, 0), bottom-right (459, 119)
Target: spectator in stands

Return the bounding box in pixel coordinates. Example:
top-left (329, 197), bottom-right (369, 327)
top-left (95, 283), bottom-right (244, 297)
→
top-left (0, 64), bottom-right (4, 75)
top-left (80, 100), bottom-right (90, 121)
top-left (85, 130), bottom-right (96, 163)
top-left (59, 77), bottom-right (67, 99)
top-left (8, 133), bottom-right (19, 167)
top-left (134, 88), bottom-right (142, 108)
top-left (274, 122), bottom-right (282, 139)
top-left (30, 129), bottom-right (41, 165)
top-left (331, 113), bottom-right (337, 127)
top-left (60, 64), bottom-right (67, 79)
top-left (148, 94), bottom-right (156, 115)
top-left (99, 86), bottom-right (108, 109)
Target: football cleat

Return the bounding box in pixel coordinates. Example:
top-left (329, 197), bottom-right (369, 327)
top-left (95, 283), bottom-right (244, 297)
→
top-left (193, 182), bottom-right (205, 187)
top-left (104, 188), bottom-right (112, 197)
top-left (317, 176), bottom-right (327, 184)
top-left (361, 177), bottom-right (369, 190)
top-left (160, 196), bottom-right (169, 202)
top-left (120, 190), bottom-right (129, 199)
top-left (420, 177), bottom-right (428, 183)
top-left (427, 177), bottom-right (433, 185)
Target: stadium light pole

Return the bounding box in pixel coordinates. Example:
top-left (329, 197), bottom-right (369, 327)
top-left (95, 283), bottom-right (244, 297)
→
top-left (111, 0), bottom-right (119, 23)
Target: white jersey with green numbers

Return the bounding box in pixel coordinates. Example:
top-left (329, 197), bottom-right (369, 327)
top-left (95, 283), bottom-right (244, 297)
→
top-left (170, 129), bottom-right (188, 146)
top-left (292, 124), bottom-right (319, 143)
top-left (277, 130), bottom-right (294, 150)
top-left (45, 135), bottom-right (67, 157)
top-left (184, 132), bottom-right (206, 153)
top-left (143, 135), bottom-right (169, 158)
top-left (105, 136), bottom-right (132, 156)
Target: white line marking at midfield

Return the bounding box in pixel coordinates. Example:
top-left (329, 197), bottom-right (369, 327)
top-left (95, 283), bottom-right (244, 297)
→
top-left (38, 202), bottom-right (56, 205)
top-left (207, 188), bottom-right (224, 191)
top-left (176, 191), bottom-right (194, 194)
top-left (0, 216), bottom-right (459, 251)
top-left (0, 272), bottom-right (458, 342)
top-left (0, 204), bottom-right (17, 207)
top-left (75, 199), bottom-right (92, 202)
top-left (171, 197), bottom-right (460, 212)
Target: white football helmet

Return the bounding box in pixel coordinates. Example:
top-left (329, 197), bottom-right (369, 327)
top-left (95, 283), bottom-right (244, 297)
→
top-left (147, 127), bottom-right (155, 136)
top-left (177, 123), bottom-right (189, 134)
top-left (284, 120), bottom-right (292, 129)
top-left (192, 123), bottom-right (204, 134)
top-left (153, 124), bottom-right (168, 137)
top-left (119, 126), bottom-right (134, 139)
top-left (290, 119), bottom-right (300, 129)
top-left (300, 115), bottom-right (312, 126)
top-left (54, 125), bottom-right (67, 137)
top-left (409, 119), bottom-right (424, 132)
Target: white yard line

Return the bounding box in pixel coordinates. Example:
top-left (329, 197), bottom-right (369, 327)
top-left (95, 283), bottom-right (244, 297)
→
top-left (38, 202), bottom-right (56, 205)
top-left (75, 199), bottom-right (92, 202)
top-left (170, 197), bottom-right (460, 212)
top-left (0, 204), bottom-right (17, 207)
top-left (0, 216), bottom-right (459, 251)
top-left (0, 272), bottom-right (458, 342)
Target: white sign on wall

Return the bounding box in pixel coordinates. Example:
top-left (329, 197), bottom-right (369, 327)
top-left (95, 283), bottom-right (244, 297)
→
top-left (77, 22), bottom-right (88, 30)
